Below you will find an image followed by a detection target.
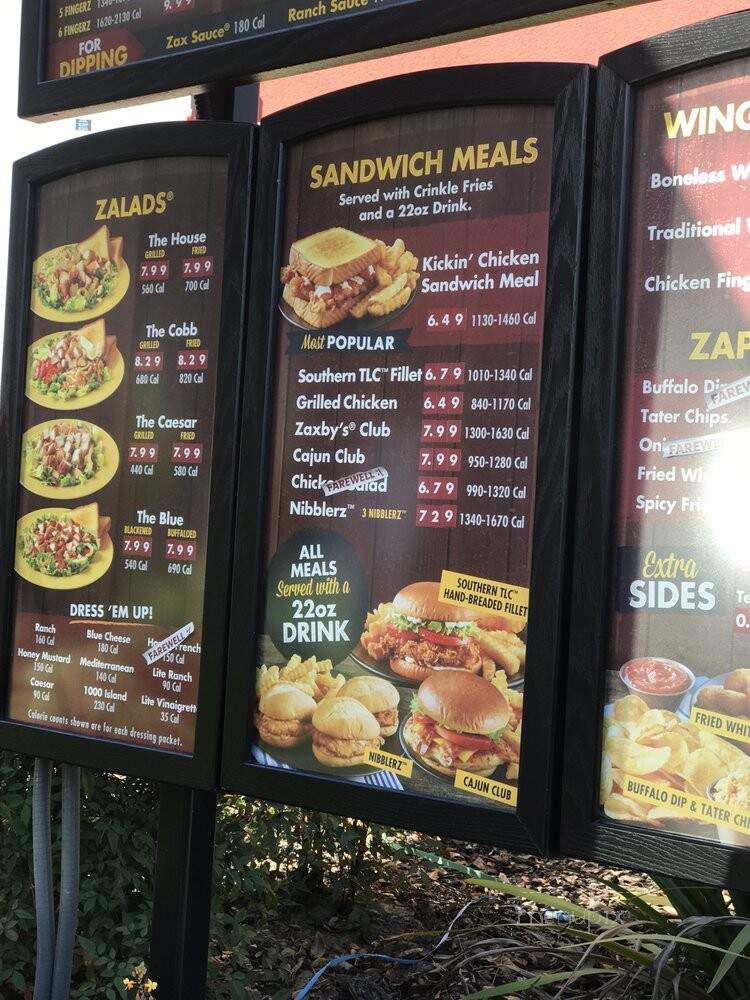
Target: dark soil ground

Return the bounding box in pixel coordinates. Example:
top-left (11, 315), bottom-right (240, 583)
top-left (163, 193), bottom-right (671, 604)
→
top-left (215, 838), bottom-right (660, 1000)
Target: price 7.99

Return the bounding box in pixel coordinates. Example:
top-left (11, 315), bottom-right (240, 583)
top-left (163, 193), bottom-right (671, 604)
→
top-left (421, 420), bottom-right (461, 442)
top-left (182, 258), bottom-right (214, 278)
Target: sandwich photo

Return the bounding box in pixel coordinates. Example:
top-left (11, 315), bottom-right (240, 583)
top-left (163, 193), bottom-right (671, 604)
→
top-left (32, 225), bottom-right (128, 320)
top-left (16, 502), bottom-right (112, 586)
top-left (339, 676), bottom-right (400, 737)
top-left (26, 320), bottom-right (123, 408)
top-left (280, 227), bottom-right (419, 329)
top-left (21, 419), bottom-right (118, 499)
top-left (254, 683), bottom-right (317, 749)
top-left (311, 696), bottom-right (383, 768)
top-left (403, 671), bottom-right (519, 780)
top-left (360, 581), bottom-right (526, 684)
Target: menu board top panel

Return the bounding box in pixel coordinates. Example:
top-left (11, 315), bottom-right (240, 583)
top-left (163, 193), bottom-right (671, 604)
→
top-left (0, 122), bottom-right (253, 788)
top-left (20, 0), bottom-right (640, 121)
top-left (221, 63), bottom-right (590, 851)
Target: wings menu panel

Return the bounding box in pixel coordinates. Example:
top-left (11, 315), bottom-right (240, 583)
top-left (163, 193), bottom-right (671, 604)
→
top-left (44, 0), bottom-right (420, 81)
top-left (251, 105), bottom-right (554, 812)
top-left (600, 58), bottom-right (750, 848)
top-left (8, 157), bottom-right (227, 755)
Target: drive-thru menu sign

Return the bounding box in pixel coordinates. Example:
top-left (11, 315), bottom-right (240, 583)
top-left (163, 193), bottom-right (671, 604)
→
top-left (561, 10), bottom-right (750, 892)
top-left (20, 1), bottom-right (642, 120)
top-left (222, 64), bottom-right (590, 851)
top-left (0, 123), bottom-right (253, 787)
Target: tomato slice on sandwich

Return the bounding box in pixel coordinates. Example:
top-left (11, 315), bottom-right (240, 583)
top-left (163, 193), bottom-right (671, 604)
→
top-left (434, 726), bottom-right (496, 751)
top-left (417, 628), bottom-right (466, 648)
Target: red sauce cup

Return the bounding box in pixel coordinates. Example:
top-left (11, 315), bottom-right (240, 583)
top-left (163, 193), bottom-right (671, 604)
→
top-left (618, 657), bottom-right (695, 711)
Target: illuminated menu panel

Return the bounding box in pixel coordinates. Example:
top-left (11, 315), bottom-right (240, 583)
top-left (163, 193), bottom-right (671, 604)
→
top-left (8, 157), bottom-right (228, 755)
top-left (44, 0), bottom-right (420, 81)
top-left (250, 105), bottom-right (555, 813)
top-left (601, 59), bottom-right (750, 848)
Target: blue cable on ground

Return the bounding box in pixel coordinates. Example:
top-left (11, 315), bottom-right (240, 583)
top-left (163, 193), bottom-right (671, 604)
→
top-left (294, 899), bottom-right (479, 999)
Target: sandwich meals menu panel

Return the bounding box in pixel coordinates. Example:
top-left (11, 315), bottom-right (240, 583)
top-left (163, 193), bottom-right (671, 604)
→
top-left (251, 104), bottom-right (554, 812)
top-left (7, 156), bottom-right (228, 755)
top-left (600, 59), bottom-right (750, 848)
top-left (44, 0), bottom-right (420, 81)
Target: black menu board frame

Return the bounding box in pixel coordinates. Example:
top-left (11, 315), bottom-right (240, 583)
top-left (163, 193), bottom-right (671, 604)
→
top-left (221, 64), bottom-right (590, 853)
top-left (560, 11), bottom-right (750, 890)
top-left (18, 0), bottom-right (638, 122)
top-left (0, 122), bottom-right (254, 789)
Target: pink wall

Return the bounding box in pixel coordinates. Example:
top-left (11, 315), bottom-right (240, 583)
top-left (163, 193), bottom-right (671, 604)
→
top-left (258, 0), bottom-right (748, 117)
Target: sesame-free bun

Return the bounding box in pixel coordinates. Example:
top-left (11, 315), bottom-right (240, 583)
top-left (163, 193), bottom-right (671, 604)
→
top-left (392, 580), bottom-right (523, 634)
top-left (393, 581), bottom-right (478, 624)
top-left (417, 671), bottom-right (510, 735)
top-left (339, 676), bottom-right (399, 714)
top-left (255, 684), bottom-right (316, 749)
top-left (312, 697), bottom-right (380, 741)
top-left (259, 684), bottom-right (316, 721)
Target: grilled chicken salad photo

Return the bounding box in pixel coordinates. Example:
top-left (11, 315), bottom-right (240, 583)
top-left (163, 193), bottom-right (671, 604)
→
top-left (31, 225), bottom-right (128, 321)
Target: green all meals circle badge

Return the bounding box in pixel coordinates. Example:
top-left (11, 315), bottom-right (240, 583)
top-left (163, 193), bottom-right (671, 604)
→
top-left (265, 530), bottom-right (367, 665)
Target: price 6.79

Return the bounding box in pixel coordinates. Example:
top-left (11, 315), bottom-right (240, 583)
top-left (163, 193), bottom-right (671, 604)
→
top-left (421, 420), bottom-right (461, 442)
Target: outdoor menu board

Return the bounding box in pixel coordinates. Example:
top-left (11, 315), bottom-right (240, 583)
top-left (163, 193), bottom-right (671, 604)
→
top-left (599, 58), bottom-right (750, 849)
top-left (0, 124), bottom-right (253, 785)
top-left (248, 103), bottom-right (554, 815)
top-left (20, 1), bottom-right (635, 121)
top-left (44, 0), bottom-right (417, 81)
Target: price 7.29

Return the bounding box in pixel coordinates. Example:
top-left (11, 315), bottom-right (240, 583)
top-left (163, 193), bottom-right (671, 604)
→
top-left (416, 505), bottom-right (457, 529)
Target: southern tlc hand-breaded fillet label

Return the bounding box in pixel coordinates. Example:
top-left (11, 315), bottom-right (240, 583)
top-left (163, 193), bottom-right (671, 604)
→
top-left (252, 102), bottom-right (556, 811)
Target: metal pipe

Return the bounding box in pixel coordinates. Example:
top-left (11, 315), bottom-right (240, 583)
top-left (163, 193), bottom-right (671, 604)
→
top-left (51, 765), bottom-right (80, 1000)
top-left (32, 759), bottom-right (55, 1000)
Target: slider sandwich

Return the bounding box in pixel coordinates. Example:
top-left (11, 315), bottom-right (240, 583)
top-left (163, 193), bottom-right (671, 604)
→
top-left (311, 696), bottom-right (383, 767)
top-left (255, 683), bottom-right (317, 748)
top-left (339, 676), bottom-right (400, 737)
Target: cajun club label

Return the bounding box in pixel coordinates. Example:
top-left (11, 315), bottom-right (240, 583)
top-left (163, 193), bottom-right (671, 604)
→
top-left (249, 103), bottom-right (554, 813)
top-left (600, 58), bottom-right (750, 850)
top-left (7, 157), bottom-right (228, 755)
top-left (45, 0), bottom-right (420, 80)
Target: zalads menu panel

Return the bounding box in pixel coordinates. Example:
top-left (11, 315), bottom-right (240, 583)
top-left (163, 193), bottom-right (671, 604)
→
top-left (600, 58), bottom-right (750, 849)
top-left (251, 105), bottom-right (554, 813)
top-left (45, 0), bottom-right (420, 81)
top-left (9, 157), bottom-right (227, 755)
